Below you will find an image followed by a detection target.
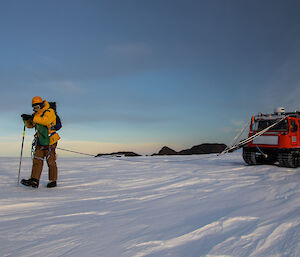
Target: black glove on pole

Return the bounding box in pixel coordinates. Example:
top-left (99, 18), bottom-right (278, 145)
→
top-left (21, 114), bottom-right (33, 121)
top-left (18, 125), bottom-right (26, 185)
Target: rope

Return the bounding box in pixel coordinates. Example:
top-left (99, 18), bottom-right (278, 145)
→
top-left (56, 115), bottom-right (289, 163)
top-left (56, 147), bottom-right (151, 163)
top-left (56, 147), bottom-right (96, 157)
top-left (220, 115), bottom-right (289, 154)
top-left (56, 146), bottom-right (225, 165)
top-left (256, 145), bottom-right (267, 157)
top-left (222, 120), bottom-right (250, 154)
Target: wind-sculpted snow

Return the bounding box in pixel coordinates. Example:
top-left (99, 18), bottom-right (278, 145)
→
top-left (1, 151), bottom-right (300, 256)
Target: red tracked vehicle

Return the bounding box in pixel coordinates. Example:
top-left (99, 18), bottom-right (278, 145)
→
top-left (243, 107), bottom-right (300, 168)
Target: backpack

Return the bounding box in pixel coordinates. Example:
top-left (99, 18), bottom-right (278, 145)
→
top-left (48, 102), bottom-right (62, 131)
top-left (36, 102), bottom-right (61, 146)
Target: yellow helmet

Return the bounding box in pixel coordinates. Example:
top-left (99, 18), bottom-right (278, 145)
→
top-left (32, 96), bottom-right (43, 106)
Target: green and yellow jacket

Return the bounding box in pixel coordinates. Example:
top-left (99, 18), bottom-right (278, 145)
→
top-left (25, 101), bottom-right (60, 146)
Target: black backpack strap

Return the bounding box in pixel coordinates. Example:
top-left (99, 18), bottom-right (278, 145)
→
top-left (41, 108), bottom-right (51, 118)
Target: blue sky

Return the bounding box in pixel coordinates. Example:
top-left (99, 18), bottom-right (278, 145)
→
top-left (1, 0), bottom-right (300, 156)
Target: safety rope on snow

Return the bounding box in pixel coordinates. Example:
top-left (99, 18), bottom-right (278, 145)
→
top-left (55, 146), bottom-right (224, 164)
top-left (56, 147), bottom-right (153, 163)
top-left (56, 147), bottom-right (96, 157)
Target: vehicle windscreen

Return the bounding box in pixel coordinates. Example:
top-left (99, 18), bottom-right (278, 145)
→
top-left (252, 119), bottom-right (289, 132)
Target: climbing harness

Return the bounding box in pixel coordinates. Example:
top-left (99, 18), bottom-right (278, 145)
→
top-left (31, 136), bottom-right (57, 161)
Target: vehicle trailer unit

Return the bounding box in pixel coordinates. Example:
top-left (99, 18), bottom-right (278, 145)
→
top-left (243, 108), bottom-right (300, 168)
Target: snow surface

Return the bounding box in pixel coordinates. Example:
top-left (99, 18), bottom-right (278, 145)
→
top-left (1, 151), bottom-right (300, 257)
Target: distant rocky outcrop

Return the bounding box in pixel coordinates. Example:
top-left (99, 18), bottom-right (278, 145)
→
top-left (152, 146), bottom-right (178, 156)
top-left (96, 151), bottom-right (141, 157)
top-left (152, 143), bottom-right (227, 156)
top-left (178, 143), bottom-right (227, 155)
top-left (95, 144), bottom-right (227, 157)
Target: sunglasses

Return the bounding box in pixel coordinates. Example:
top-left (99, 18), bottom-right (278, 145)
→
top-left (32, 104), bottom-right (41, 111)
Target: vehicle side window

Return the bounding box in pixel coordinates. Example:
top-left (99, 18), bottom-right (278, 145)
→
top-left (291, 120), bottom-right (298, 132)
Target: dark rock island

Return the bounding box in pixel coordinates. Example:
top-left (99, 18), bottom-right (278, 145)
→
top-left (95, 143), bottom-right (227, 157)
top-left (96, 152), bottom-right (141, 157)
top-left (152, 143), bottom-right (227, 156)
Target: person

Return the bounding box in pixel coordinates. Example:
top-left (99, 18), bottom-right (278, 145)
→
top-left (21, 96), bottom-right (61, 188)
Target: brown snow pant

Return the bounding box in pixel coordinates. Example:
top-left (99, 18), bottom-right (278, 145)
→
top-left (31, 143), bottom-right (58, 181)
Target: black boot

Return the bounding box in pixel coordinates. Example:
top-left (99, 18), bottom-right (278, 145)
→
top-left (47, 181), bottom-right (57, 188)
top-left (21, 178), bottom-right (39, 188)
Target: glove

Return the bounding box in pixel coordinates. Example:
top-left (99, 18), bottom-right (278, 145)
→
top-left (21, 114), bottom-right (33, 121)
